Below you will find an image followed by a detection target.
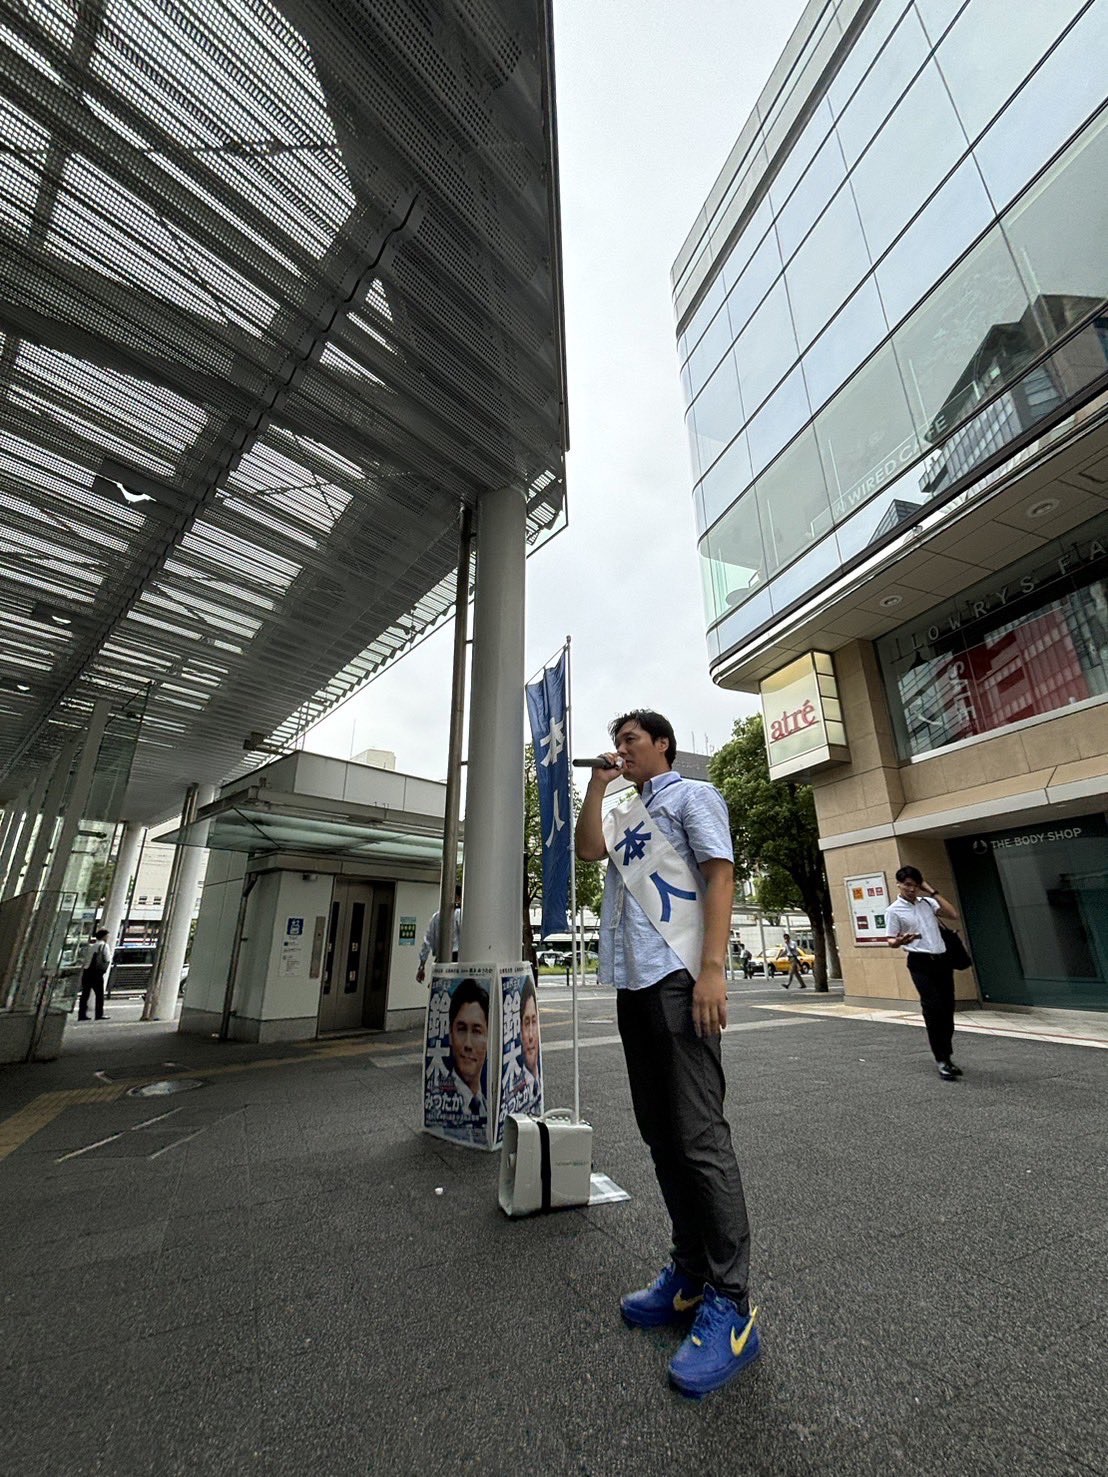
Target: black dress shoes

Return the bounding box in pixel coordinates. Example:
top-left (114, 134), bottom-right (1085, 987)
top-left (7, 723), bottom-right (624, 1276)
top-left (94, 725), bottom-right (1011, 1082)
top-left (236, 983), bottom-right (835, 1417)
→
top-left (937, 1061), bottom-right (959, 1081)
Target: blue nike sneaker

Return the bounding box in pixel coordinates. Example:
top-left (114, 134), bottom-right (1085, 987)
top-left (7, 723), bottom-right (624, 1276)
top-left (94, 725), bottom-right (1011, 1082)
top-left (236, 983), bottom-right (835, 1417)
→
top-left (667, 1289), bottom-right (761, 1398)
top-left (620, 1262), bottom-right (703, 1327)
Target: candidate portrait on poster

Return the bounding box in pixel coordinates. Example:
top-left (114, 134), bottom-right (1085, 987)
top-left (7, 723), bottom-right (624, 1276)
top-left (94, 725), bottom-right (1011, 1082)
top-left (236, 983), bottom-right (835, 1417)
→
top-left (423, 966), bottom-right (495, 1148)
top-left (497, 970), bottom-right (543, 1139)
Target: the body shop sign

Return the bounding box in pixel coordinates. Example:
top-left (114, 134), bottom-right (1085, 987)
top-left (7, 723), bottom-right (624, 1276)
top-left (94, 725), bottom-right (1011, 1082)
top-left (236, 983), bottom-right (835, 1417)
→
top-left (760, 652), bottom-right (849, 780)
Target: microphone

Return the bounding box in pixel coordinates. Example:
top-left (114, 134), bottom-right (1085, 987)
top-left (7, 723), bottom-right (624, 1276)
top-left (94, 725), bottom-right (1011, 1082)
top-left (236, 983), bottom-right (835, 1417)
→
top-left (572, 757), bottom-right (623, 769)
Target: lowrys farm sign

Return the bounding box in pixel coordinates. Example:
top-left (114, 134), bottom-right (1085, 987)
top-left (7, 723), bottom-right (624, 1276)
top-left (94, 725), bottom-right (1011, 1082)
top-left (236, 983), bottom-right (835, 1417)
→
top-left (759, 652), bottom-right (850, 780)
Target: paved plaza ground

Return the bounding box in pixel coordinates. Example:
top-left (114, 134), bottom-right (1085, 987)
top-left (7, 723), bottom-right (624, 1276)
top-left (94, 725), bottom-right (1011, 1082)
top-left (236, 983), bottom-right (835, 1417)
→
top-left (1, 981), bottom-right (1105, 1476)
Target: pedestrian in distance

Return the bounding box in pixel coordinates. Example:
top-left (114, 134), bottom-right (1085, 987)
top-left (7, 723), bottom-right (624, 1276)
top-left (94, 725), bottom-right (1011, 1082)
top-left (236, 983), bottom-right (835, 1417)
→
top-left (416, 884), bottom-right (462, 984)
top-left (741, 946), bottom-right (755, 979)
top-left (77, 928), bottom-right (112, 1021)
top-left (782, 931), bottom-right (805, 989)
top-left (575, 708), bottom-right (759, 1400)
top-left (886, 865), bottom-right (963, 1082)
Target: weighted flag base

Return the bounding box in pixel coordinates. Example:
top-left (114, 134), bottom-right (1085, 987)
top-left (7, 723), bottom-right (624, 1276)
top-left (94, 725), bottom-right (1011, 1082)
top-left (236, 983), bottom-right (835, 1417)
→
top-left (498, 1108), bottom-right (593, 1216)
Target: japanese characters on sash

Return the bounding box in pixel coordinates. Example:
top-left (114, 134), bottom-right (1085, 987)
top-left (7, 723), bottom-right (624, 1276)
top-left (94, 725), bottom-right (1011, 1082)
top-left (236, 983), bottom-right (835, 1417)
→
top-left (497, 968), bottom-right (543, 1143)
top-left (423, 963), bottom-right (498, 1150)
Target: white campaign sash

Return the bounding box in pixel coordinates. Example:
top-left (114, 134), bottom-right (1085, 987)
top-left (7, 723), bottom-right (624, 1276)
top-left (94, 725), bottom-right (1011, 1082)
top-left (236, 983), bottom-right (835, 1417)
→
top-left (603, 789), bottom-right (704, 977)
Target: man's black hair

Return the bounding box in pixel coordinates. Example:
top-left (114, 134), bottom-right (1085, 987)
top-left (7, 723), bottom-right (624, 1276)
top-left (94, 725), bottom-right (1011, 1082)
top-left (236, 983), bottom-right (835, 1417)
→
top-left (895, 865), bottom-right (923, 885)
top-left (93, 928), bottom-right (109, 940)
top-left (608, 709), bottom-right (677, 766)
top-left (453, 883), bottom-right (462, 900)
top-left (449, 977), bottom-right (489, 1026)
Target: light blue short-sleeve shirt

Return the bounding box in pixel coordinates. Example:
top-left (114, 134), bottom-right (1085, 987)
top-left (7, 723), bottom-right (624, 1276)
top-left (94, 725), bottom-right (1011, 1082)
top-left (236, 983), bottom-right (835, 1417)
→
top-left (598, 771), bottom-right (734, 991)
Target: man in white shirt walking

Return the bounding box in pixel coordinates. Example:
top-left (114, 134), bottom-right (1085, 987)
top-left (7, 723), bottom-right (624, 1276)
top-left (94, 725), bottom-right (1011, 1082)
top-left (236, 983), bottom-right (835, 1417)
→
top-left (886, 865), bottom-right (962, 1081)
top-left (416, 885), bottom-right (462, 985)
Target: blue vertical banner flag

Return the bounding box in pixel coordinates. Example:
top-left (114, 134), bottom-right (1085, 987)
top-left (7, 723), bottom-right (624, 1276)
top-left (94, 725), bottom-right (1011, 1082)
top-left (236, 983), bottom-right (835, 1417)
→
top-left (525, 648), bottom-right (571, 939)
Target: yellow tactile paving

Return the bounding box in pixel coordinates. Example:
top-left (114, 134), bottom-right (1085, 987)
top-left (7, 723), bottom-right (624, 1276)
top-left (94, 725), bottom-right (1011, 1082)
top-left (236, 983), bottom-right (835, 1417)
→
top-left (0, 1033), bottom-right (411, 1163)
top-left (0, 1085), bottom-right (125, 1163)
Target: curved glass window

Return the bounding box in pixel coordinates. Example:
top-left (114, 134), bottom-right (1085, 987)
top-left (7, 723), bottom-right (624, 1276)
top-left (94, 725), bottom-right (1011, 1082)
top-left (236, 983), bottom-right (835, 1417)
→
top-left (700, 488), bottom-right (765, 623)
top-left (892, 225), bottom-right (1037, 445)
top-left (769, 97), bottom-right (835, 217)
top-left (774, 128), bottom-right (848, 261)
top-left (733, 277), bottom-right (797, 414)
top-left (755, 428), bottom-right (830, 576)
top-left (829, 0), bottom-right (912, 117)
top-left (682, 270), bottom-right (729, 365)
top-left (850, 61), bottom-right (967, 262)
top-left (768, 532), bottom-right (846, 614)
top-left (913, 0), bottom-right (968, 45)
top-left (687, 301), bottom-right (736, 396)
top-left (935, 0), bottom-right (1086, 143)
top-left (699, 430), bottom-right (753, 530)
top-left (721, 196), bottom-right (775, 294)
top-left (836, 6), bottom-right (928, 165)
top-left (689, 351), bottom-right (744, 473)
top-left (786, 182), bottom-right (872, 349)
top-left (747, 365), bottom-right (810, 477)
top-left (815, 344), bottom-right (918, 523)
top-left (724, 226), bottom-right (782, 340)
top-left (803, 276), bottom-right (888, 411)
top-left (1002, 108), bottom-right (1108, 340)
top-left (875, 155), bottom-right (993, 329)
top-left (972, 4), bottom-right (1108, 212)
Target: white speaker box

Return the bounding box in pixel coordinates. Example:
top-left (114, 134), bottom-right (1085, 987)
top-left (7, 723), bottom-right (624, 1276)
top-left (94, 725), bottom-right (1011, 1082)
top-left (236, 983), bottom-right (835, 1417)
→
top-left (498, 1108), bottom-right (594, 1216)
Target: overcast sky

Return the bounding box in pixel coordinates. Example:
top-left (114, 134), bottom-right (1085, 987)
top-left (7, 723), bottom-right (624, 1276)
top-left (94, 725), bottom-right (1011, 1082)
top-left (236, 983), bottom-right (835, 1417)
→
top-left (309, 0), bottom-right (808, 778)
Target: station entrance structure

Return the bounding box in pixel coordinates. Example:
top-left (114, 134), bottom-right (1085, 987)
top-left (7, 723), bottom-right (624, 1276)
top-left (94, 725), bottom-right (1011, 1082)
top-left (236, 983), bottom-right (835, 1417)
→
top-left (0, 0), bottom-right (568, 1060)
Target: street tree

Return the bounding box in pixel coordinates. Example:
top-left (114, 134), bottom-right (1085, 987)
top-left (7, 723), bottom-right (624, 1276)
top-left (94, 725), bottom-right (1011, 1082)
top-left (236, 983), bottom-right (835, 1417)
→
top-left (709, 715), bottom-right (841, 990)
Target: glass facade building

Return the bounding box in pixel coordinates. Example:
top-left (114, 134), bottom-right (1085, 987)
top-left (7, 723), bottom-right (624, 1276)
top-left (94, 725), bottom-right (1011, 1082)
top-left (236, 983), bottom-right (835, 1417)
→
top-left (674, 0), bottom-right (1108, 671)
top-left (675, 0), bottom-right (1108, 1014)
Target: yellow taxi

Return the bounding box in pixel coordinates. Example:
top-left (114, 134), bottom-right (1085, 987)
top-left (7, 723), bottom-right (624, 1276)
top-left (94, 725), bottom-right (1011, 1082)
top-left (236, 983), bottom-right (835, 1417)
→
top-left (768, 946), bottom-right (814, 976)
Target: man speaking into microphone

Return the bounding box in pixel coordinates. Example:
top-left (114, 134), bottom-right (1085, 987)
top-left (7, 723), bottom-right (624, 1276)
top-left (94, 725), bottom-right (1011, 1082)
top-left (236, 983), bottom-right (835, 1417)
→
top-left (575, 709), bottom-right (758, 1399)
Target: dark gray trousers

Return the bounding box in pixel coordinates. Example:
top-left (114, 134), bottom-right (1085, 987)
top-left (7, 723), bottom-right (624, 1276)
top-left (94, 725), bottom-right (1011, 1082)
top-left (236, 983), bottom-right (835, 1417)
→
top-left (616, 969), bottom-right (751, 1312)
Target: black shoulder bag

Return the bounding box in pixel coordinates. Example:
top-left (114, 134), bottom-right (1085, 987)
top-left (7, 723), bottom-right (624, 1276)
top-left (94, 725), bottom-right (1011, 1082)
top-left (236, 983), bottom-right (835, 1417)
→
top-left (939, 924), bottom-right (973, 971)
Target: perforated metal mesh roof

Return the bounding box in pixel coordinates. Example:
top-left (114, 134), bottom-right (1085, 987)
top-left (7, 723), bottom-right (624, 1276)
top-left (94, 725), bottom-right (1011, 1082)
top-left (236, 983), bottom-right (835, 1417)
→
top-left (0, 0), bottom-right (566, 821)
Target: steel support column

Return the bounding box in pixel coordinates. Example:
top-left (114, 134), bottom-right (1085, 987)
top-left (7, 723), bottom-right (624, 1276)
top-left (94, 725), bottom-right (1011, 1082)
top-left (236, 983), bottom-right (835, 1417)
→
top-left (438, 506), bottom-right (474, 965)
top-left (14, 737), bottom-right (79, 908)
top-left (12, 701), bottom-right (111, 1015)
top-left (0, 790), bottom-right (29, 896)
top-left (460, 486), bottom-right (526, 963)
top-left (143, 784), bottom-right (215, 1021)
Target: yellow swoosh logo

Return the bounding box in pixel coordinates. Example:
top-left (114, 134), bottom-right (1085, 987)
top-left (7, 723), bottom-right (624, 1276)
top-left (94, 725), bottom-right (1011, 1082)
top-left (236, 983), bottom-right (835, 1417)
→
top-left (730, 1305), bottom-right (759, 1358)
top-left (673, 1290), bottom-right (702, 1313)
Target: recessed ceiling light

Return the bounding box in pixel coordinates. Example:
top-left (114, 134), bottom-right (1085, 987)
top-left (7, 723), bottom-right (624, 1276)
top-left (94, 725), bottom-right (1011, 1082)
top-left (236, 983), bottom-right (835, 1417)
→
top-left (1026, 497), bottom-right (1059, 519)
top-left (879, 594), bottom-right (903, 608)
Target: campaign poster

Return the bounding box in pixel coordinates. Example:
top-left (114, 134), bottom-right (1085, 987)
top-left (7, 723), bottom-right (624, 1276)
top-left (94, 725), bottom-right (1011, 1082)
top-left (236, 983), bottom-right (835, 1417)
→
top-left (497, 967), bottom-right (543, 1141)
top-left (423, 963), bottom-right (498, 1150)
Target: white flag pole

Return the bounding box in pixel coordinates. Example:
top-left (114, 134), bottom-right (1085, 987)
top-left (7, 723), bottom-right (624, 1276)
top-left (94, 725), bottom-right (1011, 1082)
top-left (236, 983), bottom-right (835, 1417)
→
top-left (564, 634), bottom-right (580, 1124)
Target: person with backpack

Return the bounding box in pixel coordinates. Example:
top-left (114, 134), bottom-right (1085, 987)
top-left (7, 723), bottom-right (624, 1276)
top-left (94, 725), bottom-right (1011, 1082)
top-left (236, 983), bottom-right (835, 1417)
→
top-left (77, 928), bottom-right (113, 1021)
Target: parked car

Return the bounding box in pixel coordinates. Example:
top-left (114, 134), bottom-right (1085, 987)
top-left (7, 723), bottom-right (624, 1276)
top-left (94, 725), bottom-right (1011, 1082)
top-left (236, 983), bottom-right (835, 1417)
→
top-left (767, 947), bottom-right (814, 976)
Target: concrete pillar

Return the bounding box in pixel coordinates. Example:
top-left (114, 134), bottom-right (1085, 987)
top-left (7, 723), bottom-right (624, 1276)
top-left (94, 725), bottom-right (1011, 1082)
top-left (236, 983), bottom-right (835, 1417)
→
top-left (460, 485), bottom-right (526, 963)
top-left (11, 702), bottom-right (111, 1010)
top-left (143, 784), bottom-right (215, 1021)
top-left (101, 821), bottom-right (145, 948)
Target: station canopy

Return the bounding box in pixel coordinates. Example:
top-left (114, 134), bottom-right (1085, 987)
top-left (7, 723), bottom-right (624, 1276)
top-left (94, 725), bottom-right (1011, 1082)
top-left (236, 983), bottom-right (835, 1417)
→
top-left (0, 0), bottom-right (567, 822)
